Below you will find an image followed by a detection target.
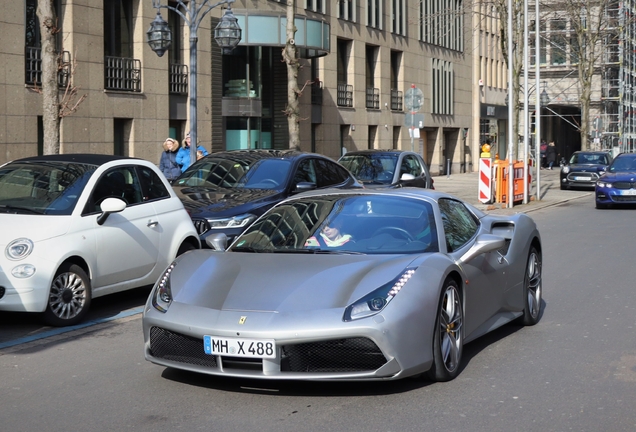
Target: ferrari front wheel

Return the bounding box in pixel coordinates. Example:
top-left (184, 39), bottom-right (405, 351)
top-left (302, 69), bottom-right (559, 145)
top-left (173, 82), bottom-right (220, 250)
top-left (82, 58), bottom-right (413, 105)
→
top-left (521, 246), bottom-right (542, 326)
top-left (427, 279), bottom-right (463, 382)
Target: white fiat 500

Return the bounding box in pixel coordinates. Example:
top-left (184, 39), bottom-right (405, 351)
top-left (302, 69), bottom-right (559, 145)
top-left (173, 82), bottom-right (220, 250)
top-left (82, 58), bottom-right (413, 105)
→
top-left (0, 154), bottom-right (200, 326)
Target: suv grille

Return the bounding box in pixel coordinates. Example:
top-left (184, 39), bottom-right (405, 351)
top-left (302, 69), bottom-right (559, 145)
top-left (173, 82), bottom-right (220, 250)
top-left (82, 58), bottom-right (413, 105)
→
top-left (613, 181), bottom-right (636, 190)
top-left (192, 218), bottom-right (210, 235)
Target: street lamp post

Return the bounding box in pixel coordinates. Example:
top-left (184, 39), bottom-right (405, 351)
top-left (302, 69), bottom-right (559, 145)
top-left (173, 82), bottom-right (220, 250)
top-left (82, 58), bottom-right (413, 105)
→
top-left (147, 0), bottom-right (242, 165)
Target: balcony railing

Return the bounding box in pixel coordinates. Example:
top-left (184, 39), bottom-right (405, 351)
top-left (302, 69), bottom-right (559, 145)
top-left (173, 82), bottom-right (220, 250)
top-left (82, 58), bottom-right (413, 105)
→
top-left (337, 83), bottom-right (353, 107)
top-left (366, 87), bottom-right (380, 109)
top-left (311, 80), bottom-right (323, 105)
top-left (25, 47), bottom-right (71, 87)
top-left (170, 63), bottom-right (188, 95)
top-left (104, 56), bottom-right (141, 92)
top-left (391, 89), bottom-right (403, 111)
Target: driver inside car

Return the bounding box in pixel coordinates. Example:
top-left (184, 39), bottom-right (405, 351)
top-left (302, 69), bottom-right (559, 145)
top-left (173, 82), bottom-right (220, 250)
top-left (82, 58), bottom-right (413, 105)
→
top-left (305, 219), bottom-right (352, 248)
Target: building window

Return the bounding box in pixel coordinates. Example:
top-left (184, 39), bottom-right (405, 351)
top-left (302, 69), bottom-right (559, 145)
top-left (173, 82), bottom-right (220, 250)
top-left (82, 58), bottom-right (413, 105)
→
top-left (306, 0), bottom-right (326, 14)
top-left (419, 0), bottom-right (463, 51)
top-left (337, 39), bottom-right (353, 107)
top-left (25, 0), bottom-right (67, 86)
top-left (104, 0), bottom-right (133, 58)
top-left (431, 59), bottom-right (454, 115)
top-left (390, 50), bottom-right (403, 111)
top-left (339, 0), bottom-right (356, 22)
top-left (367, 0), bottom-right (382, 29)
top-left (366, 45), bottom-right (379, 109)
top-left (391, 0), bottom-right (406, 36)
top-left (392, 126), bottom-right (400, 149)
top-left (550, 19), bottom-right (567, 65)
top-left (368, 125), bottom-right (377, 149)
top-left (222, 47), bottom-right (261, 98)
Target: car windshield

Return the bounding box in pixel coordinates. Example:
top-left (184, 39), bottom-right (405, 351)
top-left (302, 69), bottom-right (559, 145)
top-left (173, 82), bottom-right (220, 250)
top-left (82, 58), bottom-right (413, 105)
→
top-left (174, 158), bottom-right (291, 190)
top-left (231, 194), bottom-right (439, 255)
top-left (570, 153), bottom-right (607, 165)
top-left (339, 154), bottom-right (398, 185)
top-left (608, 156), bottom-right (636, 172)
top-left (0, 161), bottom-right (96, 215)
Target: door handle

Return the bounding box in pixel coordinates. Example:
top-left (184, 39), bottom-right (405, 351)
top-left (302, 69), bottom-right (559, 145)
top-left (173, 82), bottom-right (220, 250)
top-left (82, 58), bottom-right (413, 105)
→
top-left (147, 219), bottom-right (158, 228)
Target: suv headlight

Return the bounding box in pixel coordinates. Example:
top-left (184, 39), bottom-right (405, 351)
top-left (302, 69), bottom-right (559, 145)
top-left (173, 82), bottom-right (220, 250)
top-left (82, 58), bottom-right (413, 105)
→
top-left (344, 268), bottom-right (417, 321)
top-left (6, 238), bottom-right (34, 261)
top-left (208, 213), bottom-right (257, 229)
top-left (597, 180), bottom-right (612, 188)
top-left (151, 262), bottom-right (176, 313)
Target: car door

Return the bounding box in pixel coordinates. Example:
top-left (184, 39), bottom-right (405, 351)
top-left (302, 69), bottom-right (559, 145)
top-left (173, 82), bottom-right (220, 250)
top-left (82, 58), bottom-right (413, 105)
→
top-left (399, 154), bottom-right (429, 188)
top-left (84, 166), bottom-right (161, 291)
top-left (438, 198), bottom-right (509, 339)
top-left (314, 158), bottom-right (352, 188)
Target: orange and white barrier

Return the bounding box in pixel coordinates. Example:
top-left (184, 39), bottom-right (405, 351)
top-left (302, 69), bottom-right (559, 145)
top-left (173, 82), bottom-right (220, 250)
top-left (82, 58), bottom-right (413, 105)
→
top-left (478, 157), bottom-right (492, 203)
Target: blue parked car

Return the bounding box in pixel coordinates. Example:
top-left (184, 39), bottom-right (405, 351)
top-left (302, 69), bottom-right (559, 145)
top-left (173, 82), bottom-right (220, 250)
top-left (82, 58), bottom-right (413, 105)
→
top-left (595, 152), bottom-right (636, 209)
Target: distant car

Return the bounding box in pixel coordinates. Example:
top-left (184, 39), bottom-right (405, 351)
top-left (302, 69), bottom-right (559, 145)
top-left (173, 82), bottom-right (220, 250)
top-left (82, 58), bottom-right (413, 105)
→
top-left (595, 152), bottom-right (636, 209)
top-left (172, 150), bottom-right (363, 246)
top-left (0, 154), bottom-right (200, 326)
top-left (142, 188), bottom-right (542, 382)
top-left (338, 149), bottom-right (434, 189)
top-left (560, 150), bottom-right (613, 190)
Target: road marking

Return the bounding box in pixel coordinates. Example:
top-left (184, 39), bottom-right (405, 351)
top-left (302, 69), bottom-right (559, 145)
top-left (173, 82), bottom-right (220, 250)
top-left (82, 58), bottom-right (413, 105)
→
top-left (0, 306), bottom-right (144, 350)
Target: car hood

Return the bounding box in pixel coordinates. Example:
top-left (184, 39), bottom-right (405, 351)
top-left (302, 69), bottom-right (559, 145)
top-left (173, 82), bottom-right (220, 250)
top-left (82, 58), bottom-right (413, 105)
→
top-left (0, 214), bottom-right (70, 244)
top-left (172, 252), bottom-right (419, 313)
top-left (173, 186), bottom-right (283, 218)
top-left (600, 171), bottom-right (636, 181)
top-left (568, 163), bottom-right (607, 172)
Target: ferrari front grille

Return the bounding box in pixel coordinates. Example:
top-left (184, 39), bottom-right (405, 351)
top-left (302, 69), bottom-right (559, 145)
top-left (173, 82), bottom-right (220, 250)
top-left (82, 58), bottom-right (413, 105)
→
top-left (149, 326), bottom-right (218, 368)
top-left (281, 338), bottom-right (387, 373)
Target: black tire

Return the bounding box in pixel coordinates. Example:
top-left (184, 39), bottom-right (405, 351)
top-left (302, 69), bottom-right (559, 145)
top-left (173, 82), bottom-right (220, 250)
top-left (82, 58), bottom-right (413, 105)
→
top-left (176, 241), bottom-right (196, 257)
top-left (595, 202), bottom-right (608, 209)
top-left (560, 184), bottom-right (567, 190)
top-left (520, 246), bottom-right (542, 326)
top-left (427, 279), bottom-right (463, 382)
top-left (43, 263), bottom-right (91, 327)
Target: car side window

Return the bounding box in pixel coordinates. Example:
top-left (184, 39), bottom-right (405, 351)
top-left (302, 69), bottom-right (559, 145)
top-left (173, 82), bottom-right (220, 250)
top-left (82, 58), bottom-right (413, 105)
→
top-left (315, 159), bottom-right (349, 188)
top-left (138, 166), bottom-right (170, 201)
top-left (438, 198), bottom-right (479, 252)
top-left (84, 166), bottom-right (143, 214)
top-left (294, 159), bottom-right (317, 186)
top-left (402, 155), bottom-right (422, 177)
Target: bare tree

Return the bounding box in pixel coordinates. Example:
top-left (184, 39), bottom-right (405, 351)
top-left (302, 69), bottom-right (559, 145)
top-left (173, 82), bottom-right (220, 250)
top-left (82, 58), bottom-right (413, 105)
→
top-left (282, 0), bottom-right (301, 149)
top-left (543, 0), bottom-right (615, 151)
top-left (37, 0), bottom-right (60, 155)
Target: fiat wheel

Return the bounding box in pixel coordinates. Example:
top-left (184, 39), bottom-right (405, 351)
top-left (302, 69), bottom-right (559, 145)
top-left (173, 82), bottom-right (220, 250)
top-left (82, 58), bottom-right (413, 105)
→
top-left (43, 263), bottom-right (91, 327)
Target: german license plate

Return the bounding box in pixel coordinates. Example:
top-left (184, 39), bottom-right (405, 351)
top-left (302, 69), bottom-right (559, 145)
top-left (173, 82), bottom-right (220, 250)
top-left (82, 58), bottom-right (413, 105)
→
top-left (203, 335), bottom-right (276, 358)
top-left (573, 176), bottom-right (587, 181)
top-left (620, 189), bottom-right (636, 196)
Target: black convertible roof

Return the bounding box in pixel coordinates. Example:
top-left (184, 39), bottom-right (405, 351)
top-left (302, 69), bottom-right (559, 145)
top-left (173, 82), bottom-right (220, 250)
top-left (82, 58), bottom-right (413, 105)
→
top-left (13, 154), bottom-right (138, 166)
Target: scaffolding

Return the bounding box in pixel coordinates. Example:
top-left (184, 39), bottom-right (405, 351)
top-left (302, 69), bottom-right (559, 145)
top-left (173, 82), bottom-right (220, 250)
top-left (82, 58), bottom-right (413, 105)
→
top-left (618, 0), bottom-right (636, 152)
top-left (601, 1), bottom-right (621, 151)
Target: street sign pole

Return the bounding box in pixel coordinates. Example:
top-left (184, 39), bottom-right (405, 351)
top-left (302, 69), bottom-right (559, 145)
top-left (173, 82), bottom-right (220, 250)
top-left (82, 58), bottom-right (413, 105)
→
top-left (404, 84), bottom-right (423, 154)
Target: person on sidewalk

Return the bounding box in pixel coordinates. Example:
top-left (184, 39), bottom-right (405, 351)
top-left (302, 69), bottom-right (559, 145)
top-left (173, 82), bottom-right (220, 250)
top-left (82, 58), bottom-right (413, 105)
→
top-left (159, 137), bottom-right (181, 183)
top-left (546, 141), bottom-right (557, 170)
top-left (176, 132), bottom-right (209, 172)
top-left (540, 140), bottom-right (548, 168)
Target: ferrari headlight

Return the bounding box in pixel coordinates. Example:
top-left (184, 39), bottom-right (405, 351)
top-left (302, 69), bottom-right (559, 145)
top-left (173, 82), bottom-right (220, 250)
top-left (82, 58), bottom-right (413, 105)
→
top-left (5, 238), bottom-right (34, 261)
top-left (344, 268), bottom-right (417, 321)
top-left (562, 166), bottom-right (570, 174)
top-left (207, 213), bottom-right (257, 229)
top-left (151, 262), bottom-right (176, 313)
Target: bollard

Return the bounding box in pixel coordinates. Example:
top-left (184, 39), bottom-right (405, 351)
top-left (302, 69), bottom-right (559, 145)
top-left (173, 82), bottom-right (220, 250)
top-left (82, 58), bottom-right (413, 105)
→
top-left (446, 158), bottom-right (451, 178)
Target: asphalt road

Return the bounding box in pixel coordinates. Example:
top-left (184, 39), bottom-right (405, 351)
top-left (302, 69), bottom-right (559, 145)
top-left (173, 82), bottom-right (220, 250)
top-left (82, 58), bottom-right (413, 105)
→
top-left (1, 196), bottom-right (635, 432)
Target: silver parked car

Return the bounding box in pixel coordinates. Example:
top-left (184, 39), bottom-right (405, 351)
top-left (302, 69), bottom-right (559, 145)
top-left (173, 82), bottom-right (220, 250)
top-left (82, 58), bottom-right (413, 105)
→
top-left (142, 188), bottom-right (542, 381)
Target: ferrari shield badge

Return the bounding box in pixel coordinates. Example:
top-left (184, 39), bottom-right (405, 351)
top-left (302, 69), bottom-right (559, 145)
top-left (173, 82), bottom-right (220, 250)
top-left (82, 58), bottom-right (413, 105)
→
top-left (239, 316), bottom-right (247, 324)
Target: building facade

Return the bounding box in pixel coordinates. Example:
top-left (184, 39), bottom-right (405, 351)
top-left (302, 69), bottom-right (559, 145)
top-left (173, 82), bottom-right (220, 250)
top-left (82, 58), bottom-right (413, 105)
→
top-left (2, 0), bottom-right (476, 174)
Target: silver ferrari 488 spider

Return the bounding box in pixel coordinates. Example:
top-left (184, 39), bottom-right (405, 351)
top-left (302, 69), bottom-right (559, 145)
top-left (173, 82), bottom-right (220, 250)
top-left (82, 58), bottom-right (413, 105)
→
top-left (142, 188), bottom-right (542, 382)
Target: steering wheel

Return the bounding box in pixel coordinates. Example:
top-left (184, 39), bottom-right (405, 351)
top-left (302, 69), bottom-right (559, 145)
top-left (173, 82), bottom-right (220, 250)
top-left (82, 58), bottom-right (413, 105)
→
top-left (372, 227), bottom-right (415, 241)
top-left (259, 179), bottom-right (280, 187)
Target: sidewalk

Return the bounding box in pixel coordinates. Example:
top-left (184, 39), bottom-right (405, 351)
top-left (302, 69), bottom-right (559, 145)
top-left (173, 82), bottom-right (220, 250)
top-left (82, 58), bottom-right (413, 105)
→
top-left (431, 166), bottom-right (593, 215)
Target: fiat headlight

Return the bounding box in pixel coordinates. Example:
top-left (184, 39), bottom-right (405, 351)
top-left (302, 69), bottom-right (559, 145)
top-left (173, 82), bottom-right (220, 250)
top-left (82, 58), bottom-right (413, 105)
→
top-left (151, 262), bottom-right (176, 313)
top-left (208, 213), bottom-right (257, 229)
top-left (5, 238), bottom-right (34, 261)
top-left (344, 268), bottom-right (417, 321)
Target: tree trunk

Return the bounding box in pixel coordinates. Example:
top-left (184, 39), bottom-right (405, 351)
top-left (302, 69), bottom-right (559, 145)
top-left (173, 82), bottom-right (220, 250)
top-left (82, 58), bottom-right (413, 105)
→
top-left (284, 0), bottom-right (300, 149)
top-left (37, 0), bottom-right (61, 155)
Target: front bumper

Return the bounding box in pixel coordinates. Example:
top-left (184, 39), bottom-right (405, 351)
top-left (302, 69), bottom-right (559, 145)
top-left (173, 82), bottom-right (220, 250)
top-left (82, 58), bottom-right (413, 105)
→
top-left (596, 186), bottom-right (636, 205)
top-left (561, 172), bottom-right (599, 189)
top-left (0, 261), bottom-right (55, 312)
top-left (142, 302), bottom-right (432, 381)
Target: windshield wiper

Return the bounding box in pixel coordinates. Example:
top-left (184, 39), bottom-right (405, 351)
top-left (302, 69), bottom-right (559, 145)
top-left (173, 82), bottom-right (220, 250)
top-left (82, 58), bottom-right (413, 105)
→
top-left (0, 205), bottom-right (42, 214)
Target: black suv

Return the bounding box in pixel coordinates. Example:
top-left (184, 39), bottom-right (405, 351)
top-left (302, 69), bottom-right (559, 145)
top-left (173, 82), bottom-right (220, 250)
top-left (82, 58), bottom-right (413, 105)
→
top-left (172, 149), bottom-right (362, 246)
top-left (560, 150), bottom-right (613, 190)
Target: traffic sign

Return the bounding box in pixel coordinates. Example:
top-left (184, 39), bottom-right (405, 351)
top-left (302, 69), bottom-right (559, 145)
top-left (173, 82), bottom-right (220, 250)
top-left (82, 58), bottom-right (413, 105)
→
top-left (404, 113), bottom-right (425, 127)
top-left (404, 85), bottom-right (423, 112)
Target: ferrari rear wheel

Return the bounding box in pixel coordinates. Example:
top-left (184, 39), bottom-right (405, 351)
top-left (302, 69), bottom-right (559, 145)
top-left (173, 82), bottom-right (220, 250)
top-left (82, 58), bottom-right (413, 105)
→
top-left (427, 279), bottom-right (463, 382)
top-left (521, 246), bottom-right (542, 326)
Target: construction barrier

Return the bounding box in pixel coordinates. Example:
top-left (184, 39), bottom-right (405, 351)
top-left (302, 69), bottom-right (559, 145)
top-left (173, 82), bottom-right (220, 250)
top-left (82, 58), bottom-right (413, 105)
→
top-left (478, 158), bottom-right (493, 203)
top-left (494, 160), bottom-right (532, 204)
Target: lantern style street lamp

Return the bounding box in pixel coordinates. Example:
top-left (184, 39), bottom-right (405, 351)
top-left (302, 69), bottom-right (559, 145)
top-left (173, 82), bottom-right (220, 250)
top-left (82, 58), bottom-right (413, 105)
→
top-left (147, 0), bottom-right (242, 164)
